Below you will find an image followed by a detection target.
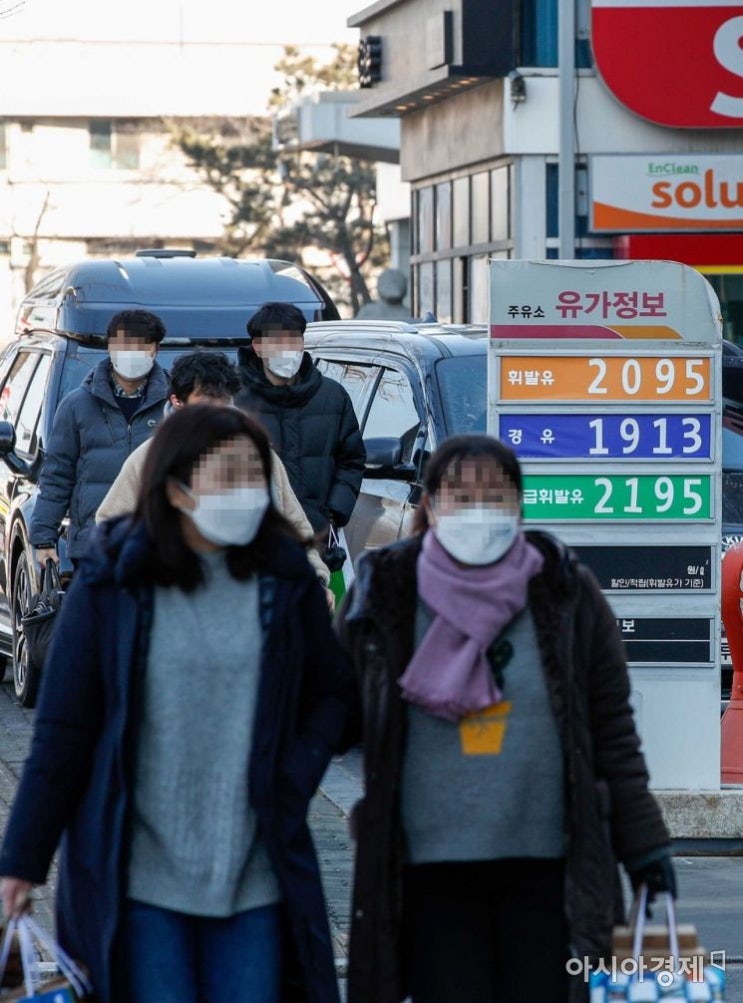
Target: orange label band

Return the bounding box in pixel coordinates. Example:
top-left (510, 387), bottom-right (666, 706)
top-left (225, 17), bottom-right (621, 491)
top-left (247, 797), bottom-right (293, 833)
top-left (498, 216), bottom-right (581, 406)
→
top-left (500, 356), bottom-right (710, 402)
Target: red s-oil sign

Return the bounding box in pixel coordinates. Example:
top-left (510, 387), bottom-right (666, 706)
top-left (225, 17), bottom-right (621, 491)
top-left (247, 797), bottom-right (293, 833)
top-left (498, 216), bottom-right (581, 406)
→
top-left (592, 0), bottom-right (743, 127)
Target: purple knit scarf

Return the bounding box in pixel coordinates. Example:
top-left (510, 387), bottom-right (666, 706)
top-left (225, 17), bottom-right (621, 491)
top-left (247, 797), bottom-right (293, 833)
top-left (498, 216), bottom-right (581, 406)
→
top-left (398, 529), bottom-right (545, 722)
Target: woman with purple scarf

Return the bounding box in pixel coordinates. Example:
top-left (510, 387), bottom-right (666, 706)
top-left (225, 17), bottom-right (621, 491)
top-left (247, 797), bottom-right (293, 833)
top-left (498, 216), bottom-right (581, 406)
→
top-left (337, 434), bottom-right (674, 1003)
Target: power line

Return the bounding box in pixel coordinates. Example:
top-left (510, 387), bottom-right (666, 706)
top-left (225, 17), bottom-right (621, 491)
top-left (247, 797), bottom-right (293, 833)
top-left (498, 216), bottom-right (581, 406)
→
top-left (0, 2), bottom-right (27, 20)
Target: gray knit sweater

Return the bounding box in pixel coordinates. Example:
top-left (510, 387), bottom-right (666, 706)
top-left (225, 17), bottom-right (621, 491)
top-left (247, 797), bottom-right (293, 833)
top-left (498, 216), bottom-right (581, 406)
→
top-left (401, 602), bottom-right (565, 863)
top-left (127, 551), bottom-right (280, 916)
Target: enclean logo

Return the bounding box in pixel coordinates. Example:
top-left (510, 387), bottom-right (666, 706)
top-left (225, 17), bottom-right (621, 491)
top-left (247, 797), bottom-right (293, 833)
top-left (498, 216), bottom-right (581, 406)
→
top-left (647, 162), bottom-right (701, 177)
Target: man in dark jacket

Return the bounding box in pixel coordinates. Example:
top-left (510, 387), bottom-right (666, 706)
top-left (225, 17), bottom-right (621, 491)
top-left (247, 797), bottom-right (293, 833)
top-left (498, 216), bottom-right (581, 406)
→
top-left (30, 309), bottom-right (168, 566)
top-left (236, 302), bottom-right (365, 535)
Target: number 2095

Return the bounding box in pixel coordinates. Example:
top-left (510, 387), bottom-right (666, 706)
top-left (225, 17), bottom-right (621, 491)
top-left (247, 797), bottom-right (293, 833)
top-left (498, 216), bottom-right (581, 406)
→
top-left (588, 357), bottom-right (706, 397)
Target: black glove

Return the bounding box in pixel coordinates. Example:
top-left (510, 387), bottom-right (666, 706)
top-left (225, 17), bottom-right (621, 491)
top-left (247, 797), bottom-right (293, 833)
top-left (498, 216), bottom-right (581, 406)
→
top-left (626, 852), bottom-right (677, 907)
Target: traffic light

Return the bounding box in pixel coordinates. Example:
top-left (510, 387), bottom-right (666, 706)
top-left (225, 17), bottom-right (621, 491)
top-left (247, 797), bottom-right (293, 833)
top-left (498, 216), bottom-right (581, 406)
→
top-left (358, 35), bottom-right (382, 88)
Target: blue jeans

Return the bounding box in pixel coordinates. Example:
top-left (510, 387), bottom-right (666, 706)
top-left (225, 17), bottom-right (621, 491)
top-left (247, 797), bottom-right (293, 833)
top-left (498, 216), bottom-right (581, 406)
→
top-left (121, 899), bottom-right (281, 1003)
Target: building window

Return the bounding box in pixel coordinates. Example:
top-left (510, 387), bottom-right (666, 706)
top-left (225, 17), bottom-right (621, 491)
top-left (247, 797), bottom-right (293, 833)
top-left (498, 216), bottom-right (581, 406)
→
top-left (90, 120), bottom-right (140, 170)
top-left (521, 0), bottom-right (558, 65)
top-left (114, 121), bottom-right (140, 169)
top-left (90, 120), bottom-right (112, 168)
top-left (472, 172), bottom-right (490, 245)
top-left (435, 181), bottom-right (452, 251)
top-left (0, 123), bottom-right (6, 170)
top-left (417, 262), bottom-right (434, 318)
top-left (491, 166), bottom-right (510, 241)
top-left (411, 164), bottom-right (513, 323)
top-left (436, 260), bottom-right (452, 323)
top-left (453, 177), bottom-right (470, 248)
top-left (416, 187), bottom-right (434, 254)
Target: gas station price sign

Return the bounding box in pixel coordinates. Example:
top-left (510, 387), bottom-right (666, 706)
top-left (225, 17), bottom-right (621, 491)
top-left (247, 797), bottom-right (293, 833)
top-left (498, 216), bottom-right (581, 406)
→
top-left (501, 355), bottom-right (710, 402)
top-left (488, 259), bottom-right (723, 790)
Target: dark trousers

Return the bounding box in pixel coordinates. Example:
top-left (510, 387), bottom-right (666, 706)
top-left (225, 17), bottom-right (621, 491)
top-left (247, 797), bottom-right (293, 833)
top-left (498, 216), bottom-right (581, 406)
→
top-left (402, 858), bottom-right (570, 1003)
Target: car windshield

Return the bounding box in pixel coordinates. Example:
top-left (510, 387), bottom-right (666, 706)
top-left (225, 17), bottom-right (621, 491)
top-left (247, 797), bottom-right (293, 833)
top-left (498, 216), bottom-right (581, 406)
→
top-left (57, 345), bottom-right (240, 407)
top-left (436, 355), bottom-right (487, 435)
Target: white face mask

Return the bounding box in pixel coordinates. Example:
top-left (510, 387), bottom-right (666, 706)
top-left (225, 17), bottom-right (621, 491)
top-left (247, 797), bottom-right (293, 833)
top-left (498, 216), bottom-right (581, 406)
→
top-left (266, 350), bottom-right (303, 379)
top-left (110, 350), bottom-right (154, 380)
top-left (180, 484), bottom-right (270, 547)
top-left (433, 506), bottom-right (520, 566)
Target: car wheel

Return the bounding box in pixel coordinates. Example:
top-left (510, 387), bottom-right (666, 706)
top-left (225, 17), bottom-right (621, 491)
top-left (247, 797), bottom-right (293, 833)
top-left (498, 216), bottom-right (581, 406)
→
top-left (12, 551), bottom-right (39, 708)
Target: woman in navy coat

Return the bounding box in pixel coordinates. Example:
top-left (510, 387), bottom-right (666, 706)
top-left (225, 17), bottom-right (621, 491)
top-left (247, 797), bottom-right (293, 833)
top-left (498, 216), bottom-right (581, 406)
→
top-left (0, 404), bottom-right (355, 1003)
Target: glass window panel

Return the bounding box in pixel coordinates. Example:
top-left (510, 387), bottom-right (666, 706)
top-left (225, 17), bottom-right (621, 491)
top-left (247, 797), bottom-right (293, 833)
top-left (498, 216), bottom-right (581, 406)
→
top-left (90, 120), bottom-right (112, 169)
top-left (436, 356), bottom-right (487, 435)
top-left (435, 181), bottom-right (452, 251)
top-left (491, 167), bottom-right (510, 241)
top-left (546, 163), bottom-right (558, 238)
top-left (314, 359), bottom-right (379, 424)
top-left (417, 186), bottom-right (434, 254)
top-left (363, 368), bottom-right (421, 462)
top-left (469, 255), bottom-right (490, 324)
top-left (418, 262), bottom-right (434, 318)
top-left (521, 0), bottom-right (558, 65)
top-left (114, 123), bottom-right (140, 170)
top-left (15, 353), bottom-right (50, 455)
top-left (0, 352), bottom-right (38, 425)
top-left (436, 260), bottom-right (452, 324)
top-left (471, 172), bottom-right (490, 245)
top-left (453, 257), bottom-right (467, 323)
top-left (453, 177), bottom-right (470, 248)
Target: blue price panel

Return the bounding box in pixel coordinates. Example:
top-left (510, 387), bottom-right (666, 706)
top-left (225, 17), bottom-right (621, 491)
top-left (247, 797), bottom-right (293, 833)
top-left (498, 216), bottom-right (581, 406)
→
top-left (500, 413), bottom-right (712, 460)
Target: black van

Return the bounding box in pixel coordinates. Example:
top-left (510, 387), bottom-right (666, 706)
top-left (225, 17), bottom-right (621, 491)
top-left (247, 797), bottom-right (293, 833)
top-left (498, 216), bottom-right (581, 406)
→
top-left (0, 251), bottom-right (338, 704)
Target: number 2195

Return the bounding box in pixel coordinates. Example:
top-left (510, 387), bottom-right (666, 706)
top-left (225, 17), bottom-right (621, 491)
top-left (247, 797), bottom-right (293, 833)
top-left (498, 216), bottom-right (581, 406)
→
top-left (594, 476), bottom-right (706, 516)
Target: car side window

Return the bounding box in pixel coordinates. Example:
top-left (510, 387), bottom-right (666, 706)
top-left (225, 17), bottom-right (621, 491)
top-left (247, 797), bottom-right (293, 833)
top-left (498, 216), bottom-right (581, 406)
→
top-left (15, 353), bottom-right (51, 456)
top-left (0, 352), bottom-right (39, 427)
top-left (363, 367), bottom-right (421, 463)
top-left (314, 358), bottom-right (380, 425)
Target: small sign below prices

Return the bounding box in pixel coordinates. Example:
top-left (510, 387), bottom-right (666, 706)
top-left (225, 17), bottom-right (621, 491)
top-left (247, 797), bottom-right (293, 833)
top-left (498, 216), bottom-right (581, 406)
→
top-left (572, 545), bottom-right (712, 592)
top-left (617, 617), bottom-right (713, 665)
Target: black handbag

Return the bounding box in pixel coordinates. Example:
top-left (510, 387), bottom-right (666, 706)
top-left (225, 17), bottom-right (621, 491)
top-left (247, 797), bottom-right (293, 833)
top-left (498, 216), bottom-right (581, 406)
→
top-left (323, 524), bottom-right (347, 573)
top-left (20, 559), bottom-right (65, 670)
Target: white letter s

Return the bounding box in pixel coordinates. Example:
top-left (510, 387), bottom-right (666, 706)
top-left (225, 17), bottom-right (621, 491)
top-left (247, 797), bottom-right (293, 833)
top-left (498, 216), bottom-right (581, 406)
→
top-left (711, 15), bottom-right (743, 118)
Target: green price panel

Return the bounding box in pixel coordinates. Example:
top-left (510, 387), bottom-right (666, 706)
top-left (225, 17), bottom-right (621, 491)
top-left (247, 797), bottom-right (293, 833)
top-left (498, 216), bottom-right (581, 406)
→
top-left (522, 474), bottom-right (712, 521)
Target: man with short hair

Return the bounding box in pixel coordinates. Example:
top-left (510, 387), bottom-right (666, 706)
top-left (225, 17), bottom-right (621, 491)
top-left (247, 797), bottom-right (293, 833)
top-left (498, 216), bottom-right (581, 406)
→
top-left (31, 309), bottom-right (168, 567)
top-left (236, 302), bottom-right (365, 536)
top-left (97, 350), bottom-right (332, 594)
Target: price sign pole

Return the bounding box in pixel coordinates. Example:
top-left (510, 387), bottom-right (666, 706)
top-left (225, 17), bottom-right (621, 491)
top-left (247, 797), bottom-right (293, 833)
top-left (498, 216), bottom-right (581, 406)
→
top-left (489, 259), bottom-right (722, 790)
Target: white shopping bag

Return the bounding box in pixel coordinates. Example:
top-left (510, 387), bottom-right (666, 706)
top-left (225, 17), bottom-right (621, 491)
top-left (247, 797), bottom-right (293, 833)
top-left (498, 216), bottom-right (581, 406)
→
top-left (0, 914), bottom-right (93, 1000)
top-left (589, 886), bottom-right (725, 1001)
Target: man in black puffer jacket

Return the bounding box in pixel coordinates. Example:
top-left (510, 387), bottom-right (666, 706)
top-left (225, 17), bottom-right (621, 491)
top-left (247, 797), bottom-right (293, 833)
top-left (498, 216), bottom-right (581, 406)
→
top-left (30, 309), bottom-right (168, 567)
top-left (236, 302), bottom-right (365, 535)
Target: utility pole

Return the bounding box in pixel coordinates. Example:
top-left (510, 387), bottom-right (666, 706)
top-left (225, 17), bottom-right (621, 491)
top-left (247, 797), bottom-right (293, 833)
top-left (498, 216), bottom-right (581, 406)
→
top-left (558, 0), bottom-right (576, 258)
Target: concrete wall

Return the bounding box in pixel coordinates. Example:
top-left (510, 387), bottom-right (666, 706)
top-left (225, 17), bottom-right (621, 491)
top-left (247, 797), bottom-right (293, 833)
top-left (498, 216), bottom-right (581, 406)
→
top-left (400, 80), bottom-right (505, 183)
